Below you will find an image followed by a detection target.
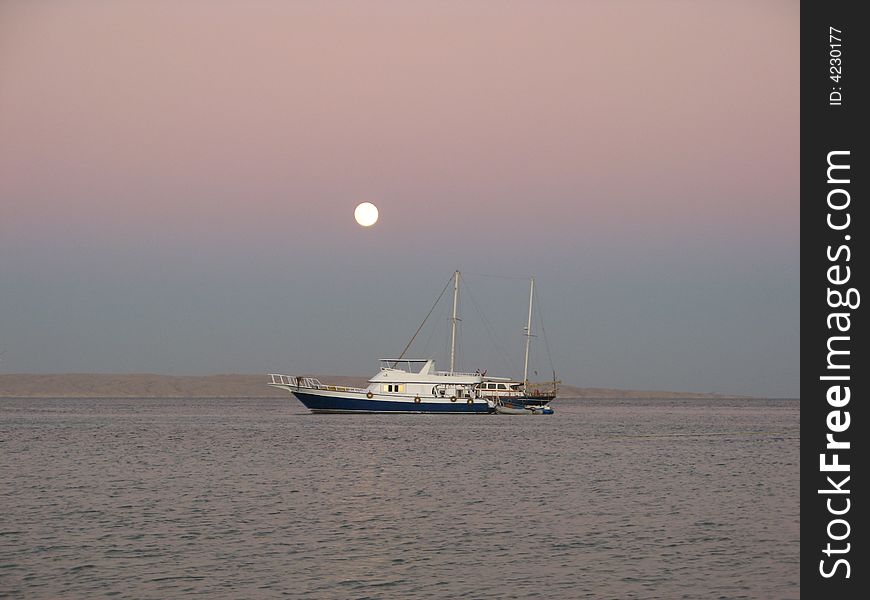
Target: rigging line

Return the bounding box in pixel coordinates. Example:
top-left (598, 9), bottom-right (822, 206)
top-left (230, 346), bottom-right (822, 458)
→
top-left (456, 321), bottom-right (462, 371)
top-left (420, 287), bottom-right (449, 357)
top-left (462, 277), bottom-right (520, 378)
top-left (534, 292), bottom-right (556, 375)
top-left (396, 274), bottom-right (454, 363)
top-left (456, 285), bottom-right (462, 370)
top-left (443, 310), bottom-right (453, 371)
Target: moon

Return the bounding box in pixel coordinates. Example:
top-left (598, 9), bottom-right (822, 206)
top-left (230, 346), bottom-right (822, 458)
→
top-left (354, 202), bottom-right (379, 227)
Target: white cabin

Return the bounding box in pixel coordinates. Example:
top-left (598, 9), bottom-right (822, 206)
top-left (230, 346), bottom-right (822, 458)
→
top-left (369, 359), bottom-right (483, 399)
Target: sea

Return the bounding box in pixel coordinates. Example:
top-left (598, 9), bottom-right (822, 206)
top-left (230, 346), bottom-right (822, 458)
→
top-left (0, 397), bottom-right (799, 599)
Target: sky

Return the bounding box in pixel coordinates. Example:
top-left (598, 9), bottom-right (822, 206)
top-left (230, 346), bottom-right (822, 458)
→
top-left (0, 0), bottom-right (799, 397)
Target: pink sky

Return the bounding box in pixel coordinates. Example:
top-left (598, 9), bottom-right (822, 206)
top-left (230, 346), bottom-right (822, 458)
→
top-left (0, 1), bottom-right (799, 396)
top-left (2, 1), bottom-right (797, 237)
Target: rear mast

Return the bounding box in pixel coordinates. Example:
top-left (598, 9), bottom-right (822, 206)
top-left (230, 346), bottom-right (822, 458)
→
top-left (522, 277), bottom-right (535, 392)
top-left (449, 270), bottom-right (460, 374)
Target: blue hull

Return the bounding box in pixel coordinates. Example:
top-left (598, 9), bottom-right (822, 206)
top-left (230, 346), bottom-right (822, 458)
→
top-left (293, 392), bottom-right (492, 414)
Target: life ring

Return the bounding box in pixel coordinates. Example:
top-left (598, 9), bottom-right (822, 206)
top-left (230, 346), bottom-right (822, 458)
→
top-left (450, 396), bottom-right (457, 403)
top-left (366, 392), bottom-right (373, 399)
top-left (467, 398), bottom-right (474, 405)
top-left (414, 396), bottom-right (421, 404)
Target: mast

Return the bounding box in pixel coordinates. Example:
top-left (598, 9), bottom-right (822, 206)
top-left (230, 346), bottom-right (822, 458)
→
top-left (449, 270), bottom-right (460, 373)
top-left (522, 276), bottom-right (535, 390)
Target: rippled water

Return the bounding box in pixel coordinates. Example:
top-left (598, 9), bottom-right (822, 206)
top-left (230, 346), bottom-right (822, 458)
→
top-left (0, 397), bottom-right (799, 599)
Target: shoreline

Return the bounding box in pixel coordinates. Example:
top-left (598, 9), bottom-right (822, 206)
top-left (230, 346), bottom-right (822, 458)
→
top-left (0, 373), bottom-right (769, 399)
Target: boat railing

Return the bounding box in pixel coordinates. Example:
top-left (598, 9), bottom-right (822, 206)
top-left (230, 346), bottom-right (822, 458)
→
top-left (433, 370), bottom-right (483, 377)
top-left (523, 381), bottom-right (559, 400)
top-left (268, 374), bottom-right (319, 388)
top-left (319, 383), bottom-right (368, 392)
top-left (479, 390), bottom-right (524, 397)
top-left (267, 374), bottom-right (367, 393)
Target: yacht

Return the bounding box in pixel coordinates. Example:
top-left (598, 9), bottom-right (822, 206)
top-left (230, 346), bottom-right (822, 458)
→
top-left (268, 271), bottom-right (556, 414)
top-left (268, 359), bottom-right (492, 413)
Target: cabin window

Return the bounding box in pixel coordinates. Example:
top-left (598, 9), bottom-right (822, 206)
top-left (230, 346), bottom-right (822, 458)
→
top-left (497, 384), bottom-right (507, 390)
top-left (383, 384), bottom-right (404, 393)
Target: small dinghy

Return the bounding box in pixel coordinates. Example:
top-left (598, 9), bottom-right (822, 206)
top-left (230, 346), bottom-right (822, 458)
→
top-left (494, 399), bottom-right (555, 415)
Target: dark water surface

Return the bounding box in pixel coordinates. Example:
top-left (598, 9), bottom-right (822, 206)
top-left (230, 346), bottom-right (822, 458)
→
top-left (1, 397), bottom-right (799, 599)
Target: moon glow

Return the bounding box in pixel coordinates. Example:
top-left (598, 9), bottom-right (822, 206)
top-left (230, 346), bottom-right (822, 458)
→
top-left (354, 202), bottom-right (379, 227)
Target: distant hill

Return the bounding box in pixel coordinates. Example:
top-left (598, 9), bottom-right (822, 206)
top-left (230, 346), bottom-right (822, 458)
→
top-left (0, 373), bottom-right (749, 399)
top-left (556, 385), bottom-right (748, 399)
top-left (0, 374), bottom-right (299, 398)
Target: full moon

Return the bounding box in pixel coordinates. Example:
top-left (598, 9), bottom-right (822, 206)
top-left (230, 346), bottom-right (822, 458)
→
top-left (354, 202), bottom-right (379, 227)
